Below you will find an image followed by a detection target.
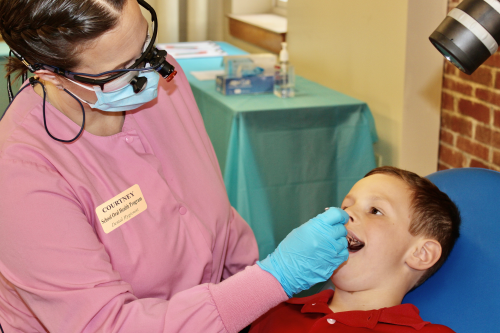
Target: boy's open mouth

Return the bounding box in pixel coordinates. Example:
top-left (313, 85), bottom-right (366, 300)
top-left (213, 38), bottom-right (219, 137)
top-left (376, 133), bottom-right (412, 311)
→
top-left (347, 234), bottom-right (365, 252)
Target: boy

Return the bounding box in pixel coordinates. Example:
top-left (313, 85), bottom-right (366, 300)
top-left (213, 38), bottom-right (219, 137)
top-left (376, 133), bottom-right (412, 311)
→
top-left (250, 166), bottom-right (460, 333)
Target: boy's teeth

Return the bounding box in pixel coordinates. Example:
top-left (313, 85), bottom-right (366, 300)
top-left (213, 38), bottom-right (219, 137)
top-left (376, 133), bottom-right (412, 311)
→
top-left (347, 235), bottom-right (365, 252)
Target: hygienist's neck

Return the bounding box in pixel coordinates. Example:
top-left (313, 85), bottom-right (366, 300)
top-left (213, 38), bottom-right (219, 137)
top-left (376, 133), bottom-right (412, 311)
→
top-left (34, 80), bottom-right (125, 137)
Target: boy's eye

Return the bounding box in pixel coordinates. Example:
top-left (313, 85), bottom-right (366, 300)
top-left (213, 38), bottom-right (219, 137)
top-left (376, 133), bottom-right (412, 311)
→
top-left (370, 207), bottom-right (383, 215)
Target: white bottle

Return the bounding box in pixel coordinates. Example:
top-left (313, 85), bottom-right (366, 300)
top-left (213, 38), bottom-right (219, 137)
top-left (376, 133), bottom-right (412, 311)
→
top-left (274, 42), bottom-right (295, 98)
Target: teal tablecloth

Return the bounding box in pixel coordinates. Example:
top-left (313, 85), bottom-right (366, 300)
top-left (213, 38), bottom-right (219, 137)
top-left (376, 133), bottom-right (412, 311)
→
top-left (178, 42), bottom-right (378, 259)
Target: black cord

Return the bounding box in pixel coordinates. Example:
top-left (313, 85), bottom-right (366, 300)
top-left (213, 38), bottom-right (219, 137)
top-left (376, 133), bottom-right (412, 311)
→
top-left (57, 88), bottom-right (86, 143)
top-left (6, 72), bottom-right (13, 103)
top-left (2, 77), bottom-right (86, 143)
top-left (7, 51), bottom-right (14, 103)
top-left (6, 51), bottom-right (27, 103)
top-left (0, 322), bottom-right (4, 333)
top-left (7, 50), bottom-right (29, 103)
top-left (29, 78), bottom-right (86, 143)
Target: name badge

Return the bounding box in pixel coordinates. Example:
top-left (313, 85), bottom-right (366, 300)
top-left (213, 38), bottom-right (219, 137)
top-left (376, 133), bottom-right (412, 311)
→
top-left (96, 184), bottom-right (147, 234)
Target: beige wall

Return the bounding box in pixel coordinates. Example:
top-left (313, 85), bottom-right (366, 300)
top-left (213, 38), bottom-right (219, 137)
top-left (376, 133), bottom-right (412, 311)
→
top-left (144, 0), bottom-right (180, 43)
top-left (282, 0), bottom-right (446, 175)
top-left (287, 0), bottom-right (407, 168)
top-left (231, 0), bottom-right (271, 15)
top-left (401, 1), bottom-right (448, 174)
top-left (147, 0), bottom-right (224, 43)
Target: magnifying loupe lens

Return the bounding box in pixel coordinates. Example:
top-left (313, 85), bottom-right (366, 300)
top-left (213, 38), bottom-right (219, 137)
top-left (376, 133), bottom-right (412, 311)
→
top-left (102, 70), bottom-right (140, 92)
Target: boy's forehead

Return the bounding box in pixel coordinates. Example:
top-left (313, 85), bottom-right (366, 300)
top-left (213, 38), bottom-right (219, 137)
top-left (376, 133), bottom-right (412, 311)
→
top-left (346, 174), bottom-right (412, 203)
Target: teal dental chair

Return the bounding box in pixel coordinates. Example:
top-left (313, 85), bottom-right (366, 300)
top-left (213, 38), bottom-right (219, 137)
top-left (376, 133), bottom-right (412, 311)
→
top-left (403, 167), bottom-right (500, 333)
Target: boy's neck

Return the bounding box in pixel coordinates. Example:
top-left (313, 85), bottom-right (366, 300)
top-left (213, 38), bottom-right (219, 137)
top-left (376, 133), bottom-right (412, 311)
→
top-left (328, 287), bottom-right (405, 313)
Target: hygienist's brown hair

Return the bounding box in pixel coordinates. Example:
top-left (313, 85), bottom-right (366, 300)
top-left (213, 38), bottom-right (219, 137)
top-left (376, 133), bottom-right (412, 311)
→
top-left (365, 166), bottom-right (461, 288)
top-left (0, 0), bottom-right (126, 80)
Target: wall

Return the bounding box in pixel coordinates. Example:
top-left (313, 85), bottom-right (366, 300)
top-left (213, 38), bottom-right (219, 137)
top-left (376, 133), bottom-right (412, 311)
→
top-left (147, 0), bottom-right (224, 43)
top-left (401, 1), bottom-right (448, 173)
top-left (222, 0), bottom-right (273, 54)
top-left (281, 0), bottom-right (447, 175)
top-left (437, 0), bottom-right (500, 171)
top-left (146, 0), bottom-right (179, 43)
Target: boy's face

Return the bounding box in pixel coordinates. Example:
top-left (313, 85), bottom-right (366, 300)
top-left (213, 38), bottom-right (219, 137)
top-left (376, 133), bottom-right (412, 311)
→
top-left (331, 173), bottom-right (417, 291)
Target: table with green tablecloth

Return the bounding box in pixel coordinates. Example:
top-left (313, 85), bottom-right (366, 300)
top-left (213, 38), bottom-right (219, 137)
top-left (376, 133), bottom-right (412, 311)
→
top-left (177, 42), bottom-right (378, 259)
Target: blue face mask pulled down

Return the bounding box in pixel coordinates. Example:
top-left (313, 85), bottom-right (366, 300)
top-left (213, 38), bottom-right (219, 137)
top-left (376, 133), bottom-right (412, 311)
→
top-left (68, 70), bottom-right (160, 112)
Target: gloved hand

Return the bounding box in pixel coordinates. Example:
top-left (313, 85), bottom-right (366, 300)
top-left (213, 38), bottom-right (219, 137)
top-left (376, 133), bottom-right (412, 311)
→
top-left (257, 207), bottom-right (349, 297)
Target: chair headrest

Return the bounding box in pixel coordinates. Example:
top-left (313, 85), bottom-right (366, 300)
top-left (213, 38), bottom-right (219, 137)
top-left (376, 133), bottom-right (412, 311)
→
top-left (403, 168), bottom-right (500, 332)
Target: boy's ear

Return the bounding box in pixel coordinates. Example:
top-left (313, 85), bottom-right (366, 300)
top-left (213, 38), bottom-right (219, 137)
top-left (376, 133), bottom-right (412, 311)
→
top-left (407, 239), bottom-right (442, 271)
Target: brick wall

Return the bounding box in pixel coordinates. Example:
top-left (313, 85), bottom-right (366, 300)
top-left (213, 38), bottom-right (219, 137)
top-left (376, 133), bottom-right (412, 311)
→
top-left (438, 0), bottom-right (500, 171)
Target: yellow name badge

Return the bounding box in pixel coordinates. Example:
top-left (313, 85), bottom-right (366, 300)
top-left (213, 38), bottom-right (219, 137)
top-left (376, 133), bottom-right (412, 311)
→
top-left (96, 184), bottom-right (147, 234)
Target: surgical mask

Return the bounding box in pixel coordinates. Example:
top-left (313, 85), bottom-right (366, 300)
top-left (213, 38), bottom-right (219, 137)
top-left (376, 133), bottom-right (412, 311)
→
top-left (67, 70), bottom-right (160, 112)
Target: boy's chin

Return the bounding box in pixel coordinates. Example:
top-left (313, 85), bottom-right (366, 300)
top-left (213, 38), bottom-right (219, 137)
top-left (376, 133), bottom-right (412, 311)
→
top-left (330, 278), bottom-right (360, 293)
top-left (330, 273), bottom-right (367, 293)
top-left (330, 262), bottom-right (351, 284)
top-left (330, 261), bottom-right (366, 290)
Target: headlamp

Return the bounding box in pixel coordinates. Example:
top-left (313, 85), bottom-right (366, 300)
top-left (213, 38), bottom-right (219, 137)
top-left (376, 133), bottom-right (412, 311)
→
top-left (10, 0), bottom-right (176, 93)
top-left (430, 0), bottom-right (500, 75)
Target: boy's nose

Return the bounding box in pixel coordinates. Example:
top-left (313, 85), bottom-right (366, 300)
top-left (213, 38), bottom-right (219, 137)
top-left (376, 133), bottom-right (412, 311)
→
top-left (344, 208), bottom-right (355, 223)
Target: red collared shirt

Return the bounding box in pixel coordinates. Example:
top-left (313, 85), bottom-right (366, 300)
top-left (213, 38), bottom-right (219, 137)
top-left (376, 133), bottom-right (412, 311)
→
top-left (250, 290), bottom-right (455, 332)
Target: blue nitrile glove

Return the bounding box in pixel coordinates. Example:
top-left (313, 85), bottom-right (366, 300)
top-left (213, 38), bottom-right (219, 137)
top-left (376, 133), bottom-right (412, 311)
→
top-left (257, 207), bottom-right (349, 297)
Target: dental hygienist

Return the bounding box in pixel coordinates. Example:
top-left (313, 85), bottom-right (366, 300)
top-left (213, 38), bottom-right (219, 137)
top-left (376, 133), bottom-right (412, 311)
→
top-left (0, 0), bottom-right (349, 332)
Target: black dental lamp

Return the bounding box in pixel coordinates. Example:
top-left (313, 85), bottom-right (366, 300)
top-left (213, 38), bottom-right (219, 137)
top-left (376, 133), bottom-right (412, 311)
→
top-left (430, 0), bottom-right (500, 74)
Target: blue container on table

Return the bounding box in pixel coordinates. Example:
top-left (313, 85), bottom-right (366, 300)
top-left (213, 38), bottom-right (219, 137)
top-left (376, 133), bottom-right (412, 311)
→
top-left (216, 74), bottom-right (274, 95)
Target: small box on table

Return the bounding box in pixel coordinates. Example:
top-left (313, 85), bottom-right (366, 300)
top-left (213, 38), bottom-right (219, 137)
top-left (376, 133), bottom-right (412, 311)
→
top-left (216, 75), bottom-right (274, 95)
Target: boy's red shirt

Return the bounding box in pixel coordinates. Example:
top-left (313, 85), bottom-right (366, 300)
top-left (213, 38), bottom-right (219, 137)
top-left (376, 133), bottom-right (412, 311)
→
top-left (249, 290), bottom-right (455, 333)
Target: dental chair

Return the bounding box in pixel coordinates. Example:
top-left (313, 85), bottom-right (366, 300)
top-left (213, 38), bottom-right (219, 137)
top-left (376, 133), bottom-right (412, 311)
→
top-left (403, 167), bottom-right (500, 333)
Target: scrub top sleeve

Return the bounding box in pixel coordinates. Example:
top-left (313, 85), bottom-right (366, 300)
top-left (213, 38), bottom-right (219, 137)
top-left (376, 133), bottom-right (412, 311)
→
top-left (0, 159), bottom-right (285, 333)
top-left (209, 265), bottom-right (287, 333)
top-left (222, 207), bottom-right (259, 280)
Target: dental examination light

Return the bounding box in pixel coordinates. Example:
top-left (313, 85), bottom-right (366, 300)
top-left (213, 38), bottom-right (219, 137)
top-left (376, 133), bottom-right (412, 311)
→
top-left (430, 0), bottom-right (500, 74)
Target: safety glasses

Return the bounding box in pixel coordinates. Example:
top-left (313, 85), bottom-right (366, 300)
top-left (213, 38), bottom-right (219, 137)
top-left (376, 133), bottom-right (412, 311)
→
top-left (67, 33), bottom-right (153, 93)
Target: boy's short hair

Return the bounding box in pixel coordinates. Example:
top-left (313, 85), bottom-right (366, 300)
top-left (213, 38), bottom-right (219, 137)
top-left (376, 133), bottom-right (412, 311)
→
top-left (364, 166), bottom-right (461, 287)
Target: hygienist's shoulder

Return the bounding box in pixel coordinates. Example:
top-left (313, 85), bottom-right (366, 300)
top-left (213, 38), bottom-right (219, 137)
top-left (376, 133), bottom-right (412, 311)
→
top-left (1, 83), bottom-right (40, 130)
top-left (0, 85), bottom-right (57, 167)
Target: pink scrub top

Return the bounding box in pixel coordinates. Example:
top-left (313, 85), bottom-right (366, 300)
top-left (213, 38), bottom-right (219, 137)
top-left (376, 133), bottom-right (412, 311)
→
top-left (0, 57), bottom-right (287, 332)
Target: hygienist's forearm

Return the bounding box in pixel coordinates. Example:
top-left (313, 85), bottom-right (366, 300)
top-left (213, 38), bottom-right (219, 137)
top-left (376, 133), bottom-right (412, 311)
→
top-left (222, 208), bottom-right (260, 279)
top-left (210, 264), bottom-right (288, 333)
top-left (0, 265), bottom-right (284, 333)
